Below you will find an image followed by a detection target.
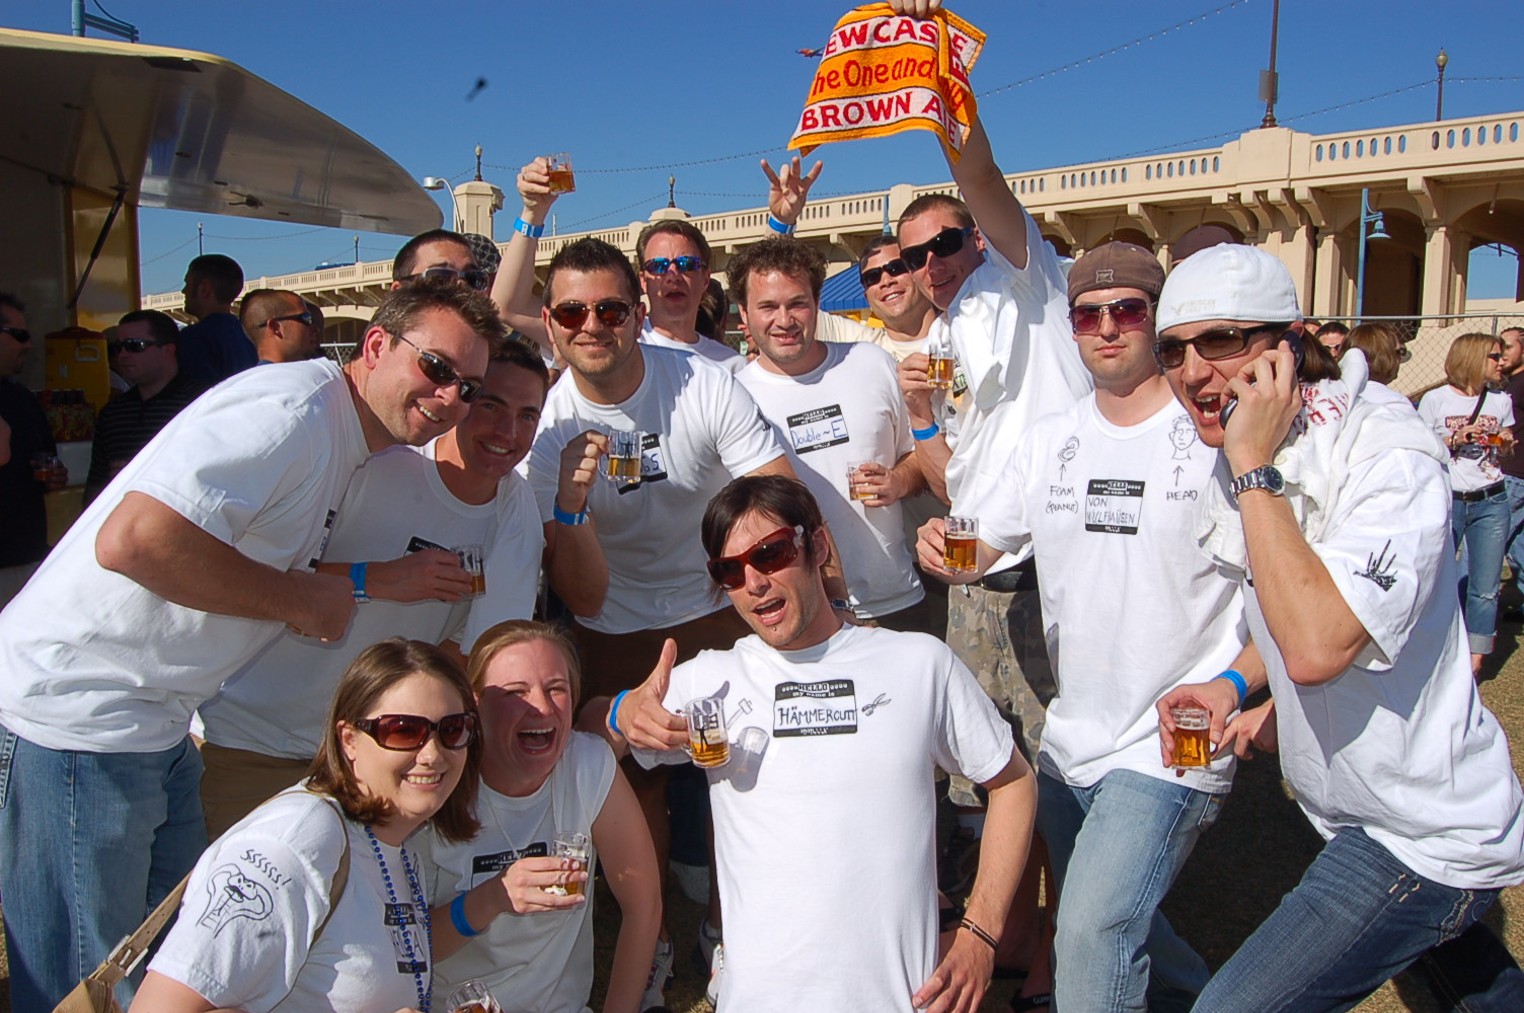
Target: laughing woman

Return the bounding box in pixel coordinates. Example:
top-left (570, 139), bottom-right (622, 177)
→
top-left (425, 620), bottom-right (661, 1013)
top-left (130, 639), bottom-right (482, 1013)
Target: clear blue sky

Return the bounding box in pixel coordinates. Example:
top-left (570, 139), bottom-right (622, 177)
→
top-left (9, 1), bottom-right (1523, 296)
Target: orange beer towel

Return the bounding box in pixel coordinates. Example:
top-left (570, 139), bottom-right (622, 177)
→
top-left (789, 4), bottom-right (986, 162)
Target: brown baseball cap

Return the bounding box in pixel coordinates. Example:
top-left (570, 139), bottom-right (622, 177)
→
top-left (1068, 242), bottom-right (1166, 304)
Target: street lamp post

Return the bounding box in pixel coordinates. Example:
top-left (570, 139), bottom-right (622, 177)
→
top-left (1436, 49), bottom-right (1449, 120)
top-left (421, 175), bottom-right (460, 231)
top-left (1354, 187), bottom-right (1389, 320)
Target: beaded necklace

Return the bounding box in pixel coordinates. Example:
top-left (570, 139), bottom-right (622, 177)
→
top-left (365, 824), bottom-right (432, 1013)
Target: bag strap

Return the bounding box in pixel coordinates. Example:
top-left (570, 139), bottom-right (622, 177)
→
top-left (310, 797), bottom-right (351, 944)
top-left (1469, 390), bottom-right (1489, 426)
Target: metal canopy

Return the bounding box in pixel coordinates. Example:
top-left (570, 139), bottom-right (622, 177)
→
top-left (0, 27), bottom-right (441, 235)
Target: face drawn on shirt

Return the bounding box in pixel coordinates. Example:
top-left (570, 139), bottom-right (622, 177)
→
top-left (1169, 416), bottom-right (1199, 460)
top-left (197, 862), bottom-right (275, 937)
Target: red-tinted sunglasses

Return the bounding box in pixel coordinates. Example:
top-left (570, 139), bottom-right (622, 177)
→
top-left (1069, 297), bottom-right (1151, 335)
top-left (706, 525), bottom-right (806, 590)
top-left (548, 299), bottom-right (634, 330)
top-left (352, 712), bottom-right (476, 751)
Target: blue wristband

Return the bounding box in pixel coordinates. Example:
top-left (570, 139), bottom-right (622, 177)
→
top-left (552, 503), bottom-right (589, 526)
top-left (513, 216), bottom-right (546, 239)
top-left (349, 562), bottom-right (369, 603)
top-left (766, 213), bottom-right (795, 235)
top-left (608, 690), bottom-right (631, 737)
top-left (1214, 669), bottom-right (1248, 708)
top-left (912, 422), bottom-right (940, 441)
top-left (449, 892), bottom-right (481, 938)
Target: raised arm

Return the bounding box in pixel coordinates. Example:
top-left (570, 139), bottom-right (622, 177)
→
top-left (761, 155), bottom-right (824, 231)
top-left (491, 158), bottom-right (560, 358)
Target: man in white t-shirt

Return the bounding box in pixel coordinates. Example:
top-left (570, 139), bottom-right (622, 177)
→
top-left (859, 234), bottom-right (938, 363)
top-left (731, 235), bottom-right (927, 626)
top-left (1154, 244), bottom-right (1524, 1011)
top-left (197, 338), bottom-right (552, 837)
top-left (0, 278), bottom-right (502, 1012)
top-left (609, 474), bottom-right (1035, 1013)
top-left (636, 219), bottom-right (746, 374)
top-left (919, 243), bottom-right (1251, 1011)
top-left (523, 236), bottom-right (816, 1009)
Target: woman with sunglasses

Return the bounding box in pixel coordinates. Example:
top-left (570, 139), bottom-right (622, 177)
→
top-left (1418, 332), bottom-right (1516, 675)
top-left (424, 619), bottom-right (661, 1013)
top-left (131, 638), bottom-right (482, 1013)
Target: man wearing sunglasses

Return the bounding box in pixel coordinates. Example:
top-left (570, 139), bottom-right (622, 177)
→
top-left (1152, 244), bottom-right (1524, 1011)
top-left (858, 235), bottom-right (938, 363)
top-left (635, 220), bottom-right (745, 375)
top-left (0, 291), bottom-right (65, 610)
top-left (178, 252), bottom-right (257, 385)
top-left (918, 243), bottom-right (1249, 1012)
top-left (391, 228), bottom-right (490, 294)
top-left (609, 474), bottom-right (1035, 1013)
top-left (0, 278), bottom-right (503, 1012)
top-left (83, 309), bottom-right (208, 506)
top-left (240, 288), bottom-right (324, 364)
top-left (198, 339), bottom-right (551, 838)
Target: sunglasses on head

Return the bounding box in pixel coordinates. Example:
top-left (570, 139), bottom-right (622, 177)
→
top-left (0, 325), bottom-right (31, 344)
top-left (706, 525), bottom-right (807, 590)
top-left (548, 299), bottom-right (634, 330)
top-left (352, 712), bottom-right (477, 751)
top-left (108, 338), bottom-right (166, 354)
top-left (394, 333), bottom-right (483, 402)
top-left (261, 311), bottom-right (315, 329)
top-left (899, 226), bottom-right (975, 271)
top-left (859, 259), bottom-right (910, 288)
top-left (1152, 324), bottom-right (1289, 370)
top-left (1069, 297), bottom-right (1152, 335)
top-left (406, 266), bottom-right (490, 292)
top-left (642, 256), bottom-right (706, 276)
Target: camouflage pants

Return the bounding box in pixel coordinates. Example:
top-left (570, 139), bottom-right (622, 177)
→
top-left (945, 581), bottom-right (1055, 808)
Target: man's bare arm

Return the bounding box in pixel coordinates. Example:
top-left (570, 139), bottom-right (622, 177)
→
top-left (490, 158), bottom-right (558, 357)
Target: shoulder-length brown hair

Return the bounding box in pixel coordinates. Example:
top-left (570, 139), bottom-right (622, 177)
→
top-left (1444, 332), bottom-right (1500, 394)
top-left (1344, 322), bottom-right (1404, 384)
top-left (466, 619), bottom-right (582, 708)
top-left (306, 638), bottom-right (482, 844)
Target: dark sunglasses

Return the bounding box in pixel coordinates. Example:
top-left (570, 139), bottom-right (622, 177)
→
top-left (1069, 297), bottom-right (1152, 335)
top-left (262, 311), bottom-right (315, 329)
top-left (899, 226), bottom-right (975, 270)
top-left (1488, 352), bottom-right (1504, 361)
top-left (642, 256), bottom-right (706, 276)
top-left (107, 338), bottom-right (166, 354)
top-left (352, 712), bottom-right (477, 751)
top-left (1153, 325), bottom-right (1288, 370)
top-left (859, 259), bottom-right (910, 288)
top-left (406, 266), bottom-right (490, 292)
top-left (548, 299), bottom-right (634, 330)
top-left (394, 333), bottom-right (483, 402)
top-left (706, 525), bottom-right (806, 590)
top-left (0, 325), bottom-right (31, 344)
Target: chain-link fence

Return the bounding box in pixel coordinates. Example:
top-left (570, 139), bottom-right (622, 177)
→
top-left (1345, 312), bottom-right (1524, 399)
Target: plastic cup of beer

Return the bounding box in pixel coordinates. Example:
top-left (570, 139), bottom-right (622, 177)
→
top-left (546, 152), bottom-right (576, 194)
top-left (1170, 705), bottom-right (1212, 768)
top-left (445, 980), bottom-right (503, 1013)
top-left (926, 335), bottom-right (955, 390)
top-left (606, 429), bottom-right (643, 487)
top-left (455, 544), bottom-right (486, 597)
top-left (684, 695), bottom-right (731, 768)
top-left (30, 452), bottom-right (59, 483)
top-left (550, 831), bottom-right (591, 897)
top-left (943, 516), bottom-right (978, 573)
top-left (846, 460), bottom-right (878, 502)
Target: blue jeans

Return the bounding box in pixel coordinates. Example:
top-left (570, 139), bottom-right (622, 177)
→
top-left (0, 726), bottom-right (206, 1011)
top-left (1451, 484), bottom-right (1510, 654)
top-left (1502, 475), bottom-right (1524, 600)
top-left (1193, 827), bottom-right (1524, 1013)
top-left (1036, 769), bottom-right (1224, 1013)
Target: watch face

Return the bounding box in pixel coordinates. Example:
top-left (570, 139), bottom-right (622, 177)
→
top-left (1263, 467), bottom-right (1285, 494)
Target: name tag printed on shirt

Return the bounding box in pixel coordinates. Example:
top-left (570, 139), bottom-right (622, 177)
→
top-left (786, 405), bottom-right (850, 454)
top-left (619, 433), bottom-right (669, 494)
top-left (1084, 479), bottom-right (1144, 535)
top-left (470, 842), bottom-right (548, 888)
top-left (384, 901), bottom-right (429, 974)
top-left (773, 679), bottom-right (858, 736)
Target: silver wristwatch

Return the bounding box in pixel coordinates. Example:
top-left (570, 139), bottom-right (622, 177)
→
top-left (1229, 464), bottom-right (1285, 499)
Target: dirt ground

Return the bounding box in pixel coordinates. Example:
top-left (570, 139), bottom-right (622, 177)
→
top-left (5, 621), bottom-right (1523, 1013)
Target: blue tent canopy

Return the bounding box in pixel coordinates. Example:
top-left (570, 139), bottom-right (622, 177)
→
top-left (819, 266), bottom-right (868, 313)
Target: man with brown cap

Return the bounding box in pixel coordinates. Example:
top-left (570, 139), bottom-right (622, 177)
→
top-left (917, 242), bottom-right (1250, 1012)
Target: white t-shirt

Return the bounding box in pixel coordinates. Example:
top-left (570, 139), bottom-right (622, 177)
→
top-left (641, 320), bottom-right (745, 375)
top-left (1239, 434), bottom-right (1524, 889)
top-left (644, 624), bottom-right (1013, 1013)
top-left (1416, 385), bottom-right (1514, 492)
top-left (526, 346), bottom-right (785, 634)
top-left (967, 397), bottom-right (1244, 792)
top-left (737, 343), bottom-right (922, 618)
top-left (424, 732), bottom-right (616, 1013)
top-left (199, 439), bottom-right (543, 760)
top-left (150, 789), bottom-right (433, 1013)
top-left (0, 360), bottom-right (369, 753)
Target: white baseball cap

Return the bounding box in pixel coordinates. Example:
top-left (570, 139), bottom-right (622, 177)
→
top-left (1156, 244), bottom-right (1303, 332)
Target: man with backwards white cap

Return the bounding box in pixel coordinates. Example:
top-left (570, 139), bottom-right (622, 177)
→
top-left (1153, 244), bottom-right (1524, 1011)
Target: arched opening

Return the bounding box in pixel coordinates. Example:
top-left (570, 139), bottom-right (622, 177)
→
top-left (1338, 207), bottom-right (1424, 319)
top-left (1456, 198), bottom-right (1524, 304)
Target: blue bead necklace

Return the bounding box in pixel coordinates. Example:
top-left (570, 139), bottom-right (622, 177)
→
top-left (365, 824), bottom-right (432, 1013)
